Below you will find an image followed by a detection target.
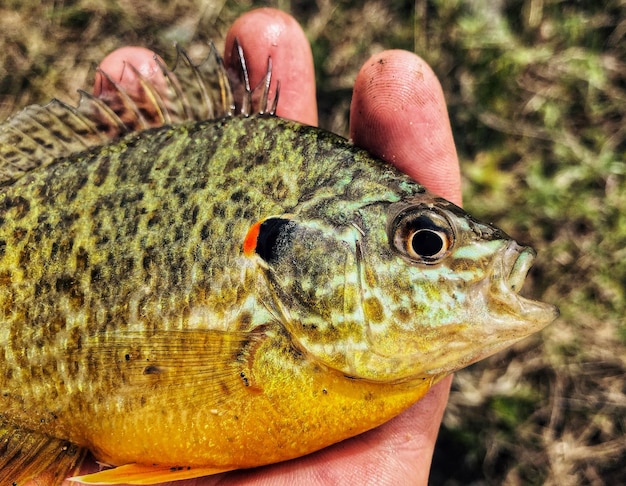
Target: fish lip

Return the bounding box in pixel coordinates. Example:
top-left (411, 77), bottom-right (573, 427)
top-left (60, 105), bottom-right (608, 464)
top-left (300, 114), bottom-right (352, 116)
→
top-left (492, 241), bottom-right (559, 326)
top-left (504, 242), bottom-right (535, 293)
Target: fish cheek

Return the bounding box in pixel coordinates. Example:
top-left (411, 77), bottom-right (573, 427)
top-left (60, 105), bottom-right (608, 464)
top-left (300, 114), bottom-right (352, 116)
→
top-left (247, 218), bottom-right (362, 360)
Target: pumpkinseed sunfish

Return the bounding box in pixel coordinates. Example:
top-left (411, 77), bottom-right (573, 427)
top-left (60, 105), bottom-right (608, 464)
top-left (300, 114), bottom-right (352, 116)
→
top-left (0, 44), bottom-right (558, 485)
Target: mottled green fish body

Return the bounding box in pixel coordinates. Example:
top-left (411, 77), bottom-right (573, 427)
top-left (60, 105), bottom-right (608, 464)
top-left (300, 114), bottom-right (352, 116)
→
top-left (0, 46), bottom-right (557, 485)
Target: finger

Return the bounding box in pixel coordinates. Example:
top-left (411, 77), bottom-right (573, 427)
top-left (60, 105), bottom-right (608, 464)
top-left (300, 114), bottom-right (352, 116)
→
top-left (224, 8), bottom-right (317, 126)
top-left (350, 50), bottom-right (462, 206)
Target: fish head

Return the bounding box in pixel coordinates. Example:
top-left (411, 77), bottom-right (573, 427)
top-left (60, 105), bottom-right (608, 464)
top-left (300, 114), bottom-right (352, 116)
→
top-left (246, 190), bottom-right (558, 384)
top-left (368, 194), bottom-right (558, 380)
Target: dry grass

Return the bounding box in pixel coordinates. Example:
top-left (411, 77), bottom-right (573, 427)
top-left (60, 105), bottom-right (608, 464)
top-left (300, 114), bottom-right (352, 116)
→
top-left (1, 1), bottom-right (624, 484)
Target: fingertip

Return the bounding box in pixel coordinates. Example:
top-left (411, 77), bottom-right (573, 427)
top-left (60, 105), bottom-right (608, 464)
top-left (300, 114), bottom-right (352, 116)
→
top-left (350, 50), bottom-right (461, 206)
top-left (225, 8), bottom-right (317, 126)
top-left (94, 46), bottom-right (166, 99)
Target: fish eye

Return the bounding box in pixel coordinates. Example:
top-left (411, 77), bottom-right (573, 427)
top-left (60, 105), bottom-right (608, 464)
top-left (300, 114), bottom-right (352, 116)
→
top-left (389, 207), bottom-right (454, 264)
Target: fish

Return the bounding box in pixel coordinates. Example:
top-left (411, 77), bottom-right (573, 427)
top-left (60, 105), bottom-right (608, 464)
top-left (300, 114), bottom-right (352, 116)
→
top-left (0, 43), bottom-right (558, 485)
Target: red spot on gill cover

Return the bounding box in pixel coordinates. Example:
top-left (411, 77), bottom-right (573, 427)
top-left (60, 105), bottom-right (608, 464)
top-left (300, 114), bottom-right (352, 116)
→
top-left (243, 220), bottom-right (263, 256)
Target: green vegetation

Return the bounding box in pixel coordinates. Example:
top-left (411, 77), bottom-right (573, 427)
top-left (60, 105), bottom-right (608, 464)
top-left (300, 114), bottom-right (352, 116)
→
top-left (1, 1), bottom-right (624, 484)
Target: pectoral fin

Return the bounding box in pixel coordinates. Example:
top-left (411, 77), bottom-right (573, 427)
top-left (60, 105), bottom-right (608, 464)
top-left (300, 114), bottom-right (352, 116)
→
top-left (90, 327), bottom-right (267, 407)
top-left (70, 462), bottom-right (234, 485)
top-left (0, 422), bottom-right (86, 486)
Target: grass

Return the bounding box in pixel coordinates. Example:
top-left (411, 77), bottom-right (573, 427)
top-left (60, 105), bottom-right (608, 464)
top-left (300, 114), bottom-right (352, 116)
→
top-left (1, 0), bottom-right (625, 484)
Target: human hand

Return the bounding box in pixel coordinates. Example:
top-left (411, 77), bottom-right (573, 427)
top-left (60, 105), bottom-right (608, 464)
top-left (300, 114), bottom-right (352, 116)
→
top-left (76, 7), bottom-right (459, 486)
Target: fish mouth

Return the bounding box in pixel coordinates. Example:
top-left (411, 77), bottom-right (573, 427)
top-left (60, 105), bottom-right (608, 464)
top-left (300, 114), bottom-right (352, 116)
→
top-left (489, 241), bottom-right (559, 330)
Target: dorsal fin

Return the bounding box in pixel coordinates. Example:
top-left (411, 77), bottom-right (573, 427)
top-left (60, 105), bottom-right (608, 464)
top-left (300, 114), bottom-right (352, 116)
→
top-left (159, 44), bottom-right (236, 122)
top-left (0, 41), bottom-right (277, 187)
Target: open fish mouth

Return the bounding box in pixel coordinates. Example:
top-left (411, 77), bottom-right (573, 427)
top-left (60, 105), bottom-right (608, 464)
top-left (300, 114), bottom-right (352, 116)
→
top-left (492, 241), bottom-right (559, 328)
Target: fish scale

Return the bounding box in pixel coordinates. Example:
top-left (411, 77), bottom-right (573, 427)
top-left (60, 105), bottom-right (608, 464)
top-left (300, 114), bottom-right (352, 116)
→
top-left (0, 45), bottom-right (557, 484)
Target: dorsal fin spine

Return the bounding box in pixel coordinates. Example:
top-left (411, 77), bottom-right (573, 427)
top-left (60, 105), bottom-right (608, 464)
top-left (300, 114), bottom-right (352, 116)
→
top-left (211, 41), bottom-right (236, 116)
top-left (129, 62), bottom-right (172, 126)
top-left (95, 69), bottom-right (151, 130)
top-left (179, 46), bottom-right (215, 119)
top-left (46, 98), bottom-right (109, 145)
top-left (233, 38), bottom-right (253, 116)
top-left (76, 90), bottom-right (129, 139)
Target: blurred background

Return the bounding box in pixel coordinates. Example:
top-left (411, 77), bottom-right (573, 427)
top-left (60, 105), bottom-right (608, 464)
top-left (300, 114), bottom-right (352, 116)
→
top-left (1, 1), bottom-right (624, 484)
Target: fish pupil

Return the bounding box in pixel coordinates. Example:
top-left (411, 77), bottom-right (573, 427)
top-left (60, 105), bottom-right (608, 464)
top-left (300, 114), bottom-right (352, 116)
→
top-left (255, 217), bottom-right (294, 263)
top-left (410, 229), bottom-right (445, 257)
